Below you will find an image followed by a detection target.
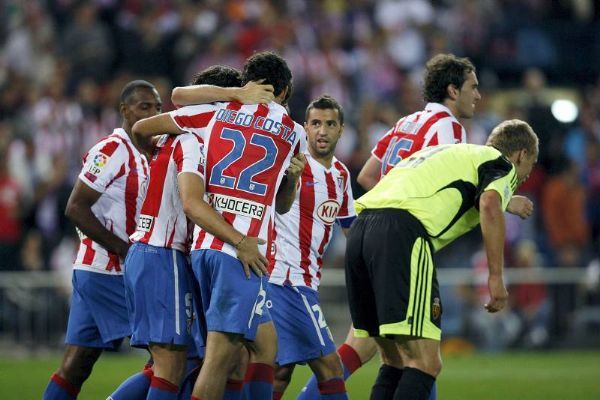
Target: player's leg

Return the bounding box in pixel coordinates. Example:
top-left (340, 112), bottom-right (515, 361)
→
top-left (44, 344), bottom-right (102, 400)
top-left (223, 347), bottom-right (248, 400)
top-left (392, 337), bottom-right (441, 400)
top-left (306, 351), bottom-right (347, 400)
top-left (192, 331), bottom-right (245, 400)
top-left (343, 326), bottom-right (378, 367)
top-left (369, 210), bottom-right (441, 400)
top-left (370, 337), bottom-right (404, 400)
top-left (108, 359), bottom-right (153, 400)
top-left (243, 321), bottom-right (277, 399)
top-left (177, 357), bottom-right (203, 400)
top-left (190, 249), bottom-right (268, 400)
top-left (124, 244), bottom-right (195, 400)
top-left (147, 344), bottom-right (187, 399)
top-left (273, 363), bottom-right (296, 399)
top-left (45, 270), bottom-right (129, 399)
top-left (299, 325), bottom-right (375, 398)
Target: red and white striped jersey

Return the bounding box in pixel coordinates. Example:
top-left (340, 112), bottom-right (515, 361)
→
top-left (73, 128), bottom-right (149, 275)
top-left (372, 103), bottom-right (466, 176)
top-left (130, 133), bottom-right (204, 252)
top-left (169, 101), bottom-right (307, 258)
top-left (268, 154), bottom-right (355, 290)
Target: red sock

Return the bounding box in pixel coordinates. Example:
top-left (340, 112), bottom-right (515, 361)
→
top-left (226, 378), bottom-right (244, 391)
top-left (50, 373), bottom-right (81, 397)
top-left (244, 363), bottom-right (274, 383)
top-left (338, 343), bottom-right (362, 375)
top-left (150, 376), bottom-right (178, 393)
top-left (318, 378), bottom-right (346, 394)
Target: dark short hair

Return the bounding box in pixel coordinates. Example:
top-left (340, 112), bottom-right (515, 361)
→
top-left (423, 54), bottom-right (476, 103)
top-left (191, 65), bottom-right (242, 88)
top-left (120, 80), bottom-right (156, 103)
top-left (242, 51), bottom-right (292, 98)
top-left (486, 119), bottom-right (539, 157)
top-left (305, 95), bottom-right (344, 125)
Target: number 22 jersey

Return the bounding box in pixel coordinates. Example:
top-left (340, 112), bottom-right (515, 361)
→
top-left (169, 101), bottom-right (307, 258)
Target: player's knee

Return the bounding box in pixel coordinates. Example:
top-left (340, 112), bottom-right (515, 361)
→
top-left (311, 352), bottom-right (344, 381)
top-left (345, 337), bottom-right (377, 363)
top-left (274, 364), bottom-right (294, 384)
top-left (409, 356), bottom-right (442, 378)
top-left (59, 348), bottom-right (101, 385)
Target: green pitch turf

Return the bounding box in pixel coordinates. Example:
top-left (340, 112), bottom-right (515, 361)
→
top-left (1, 350), bottom-right (599, 399)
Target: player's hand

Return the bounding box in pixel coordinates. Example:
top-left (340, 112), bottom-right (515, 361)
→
top-left (116, 241), bottom-right (131, 260)
top-left (236, 80), bottom-right (274, 104)
top-left (507, 195), bottom-right (533, 219)
top-left (286, 153), bottom-right (306, 181)
top-left (236, 236), bottom-right (269, 278)
top-left (484, 274), bottom-right (508, 313)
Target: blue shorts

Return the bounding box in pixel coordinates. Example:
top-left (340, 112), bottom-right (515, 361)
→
top-left (268, 282), bottom-right (336, 365)
top-left (65, 269), bottom-right (130, 349)
top-left (191, 249), bottom-right (270, 342)
top-left (124, 243), bottom-right (200, 349)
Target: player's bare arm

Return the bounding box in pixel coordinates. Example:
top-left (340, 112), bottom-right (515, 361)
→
top-left (65, 180), bottom-right (130, 259)
top-left (178, 172), bottom-right (269, 278)
top-left (275, 152), bottom-right (307, 214)
top-left (506, 195), bottom-right (534, 219)
top-left (357, 155), bottom-right (382, 191)
top-left (172, 80), bottom-right (275, 107)
top-left (132, 113), bottom-right (183, 140)
top-left (479, 190), bottom-right (509, 313)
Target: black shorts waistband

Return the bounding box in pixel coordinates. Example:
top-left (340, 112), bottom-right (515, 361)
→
top-left (358, 208), bottom-right (431, 244)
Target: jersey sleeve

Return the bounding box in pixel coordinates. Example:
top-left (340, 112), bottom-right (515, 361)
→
top-left (79, 139), bottom-right (125, 193)
top-left (173, 133), bottom-right (205, 180)
top-left (168, 103), bottom-right (221, 135)
top-left (335, 163), bottom-right (357, 229)
top-left (371, 127), bottom-right (395, 161)
top-left (295, 124), bottom-right (308, 155)
top-left (475, 155), bottom-right (517, 211)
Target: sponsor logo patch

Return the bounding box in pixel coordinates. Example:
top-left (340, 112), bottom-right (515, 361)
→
top-left (316, 200), bottom-right (340, 225)
top-left (94, 154), bottom-right (108, 167)
top-left (137, 215), bottom-right (154, 232)
top-left (207, 193), bottom-right (265, 219)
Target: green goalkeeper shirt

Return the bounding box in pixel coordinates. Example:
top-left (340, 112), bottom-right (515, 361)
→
top-left (354, 144), bottom-right (518, 251)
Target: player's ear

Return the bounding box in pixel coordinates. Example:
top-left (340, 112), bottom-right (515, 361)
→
top-left (119, 102), bottom-right (128, 118)
top-left (447, 84), bottom-right (459, 101)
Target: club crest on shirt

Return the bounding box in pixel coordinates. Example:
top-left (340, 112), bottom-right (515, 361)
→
top-left (432, 297), bottom-right (441, 320)
top-left (316, 200), bottom-right (340, 225)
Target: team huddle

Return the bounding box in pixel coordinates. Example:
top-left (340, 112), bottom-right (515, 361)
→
top-left (43, 52), bottom-right (539, 400)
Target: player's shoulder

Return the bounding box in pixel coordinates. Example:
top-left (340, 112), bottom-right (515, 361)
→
top-left (175, 102), bottom-right (226, 115)
top-left (332, 157), bottom-right (351, 175)
top-left (88, 130), bottom-right (128, 158)
top-left (173, 132), bottom-right (203, 145)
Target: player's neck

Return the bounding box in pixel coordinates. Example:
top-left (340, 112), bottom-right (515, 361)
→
top-left (309, 149), bottom-right (334, 169)
top-left (442, 100), bottom-right (459, 117)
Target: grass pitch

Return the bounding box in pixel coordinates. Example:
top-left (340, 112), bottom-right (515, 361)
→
top-left (1, 350), bottom-right (599, 399)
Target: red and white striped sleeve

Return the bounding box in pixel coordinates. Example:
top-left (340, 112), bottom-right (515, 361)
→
top-left (79, 138), bottom-right (125, 193)
top-left (169, 103), bottom-right (220, 133)
top-left (371, 125), bottom-right (396, 161)
top-left (173, 133), bottom-right (205, 180)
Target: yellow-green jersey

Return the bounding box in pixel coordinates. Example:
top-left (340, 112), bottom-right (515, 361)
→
top-left (354, 144), bottom-right (518, 251)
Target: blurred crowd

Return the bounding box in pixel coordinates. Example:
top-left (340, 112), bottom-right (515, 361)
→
top-left (1, 0), bottom-right (600, 348)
